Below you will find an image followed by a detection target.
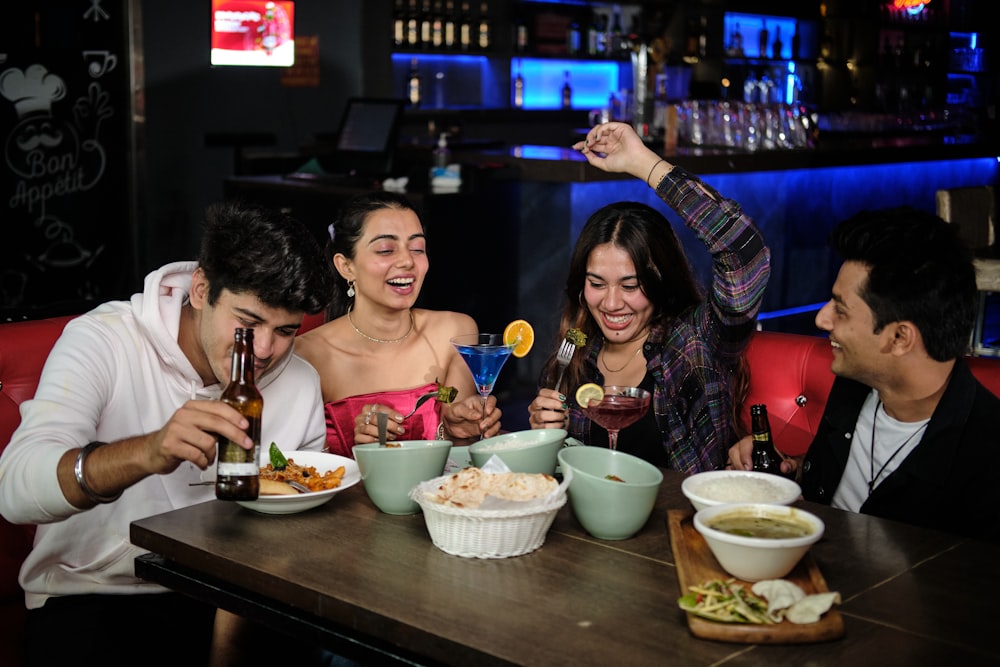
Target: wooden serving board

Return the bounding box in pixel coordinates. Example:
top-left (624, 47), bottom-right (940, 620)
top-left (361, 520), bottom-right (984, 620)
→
top-left (668, 509), bottom-right (845, 644)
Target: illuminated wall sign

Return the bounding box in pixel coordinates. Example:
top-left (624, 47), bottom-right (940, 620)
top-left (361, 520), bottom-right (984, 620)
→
top-left (891, 0), bottom-right (929, 10)
top-left (211, 1), bottom-right (295, 67)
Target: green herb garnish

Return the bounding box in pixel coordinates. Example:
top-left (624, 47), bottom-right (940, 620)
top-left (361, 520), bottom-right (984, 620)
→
top-left (269, 442), bottom-right (288, 470)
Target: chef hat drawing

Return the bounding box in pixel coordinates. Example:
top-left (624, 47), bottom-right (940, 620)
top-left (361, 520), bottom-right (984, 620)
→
top-left (0, 65), bottom-right (67, 117)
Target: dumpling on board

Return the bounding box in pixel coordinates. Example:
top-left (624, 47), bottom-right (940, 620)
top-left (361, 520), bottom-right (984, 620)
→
top-left (751, 579), bottom-right (806, 621)
top-left (751, 579), bottom-right (841, 624)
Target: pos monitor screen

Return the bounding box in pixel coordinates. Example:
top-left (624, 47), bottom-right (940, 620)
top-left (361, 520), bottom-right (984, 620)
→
top-left (315, 98), bottom-right (405, 178)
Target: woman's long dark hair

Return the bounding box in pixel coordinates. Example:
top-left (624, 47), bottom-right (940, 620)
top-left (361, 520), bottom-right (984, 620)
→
top-left (547, 201), bottom-right (702, 393)
top-left (324, 191), bottom-right (422, 321)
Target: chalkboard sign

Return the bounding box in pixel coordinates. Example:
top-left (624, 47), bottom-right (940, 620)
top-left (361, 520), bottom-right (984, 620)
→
top-left (0, 0), bottom-right (141, 319)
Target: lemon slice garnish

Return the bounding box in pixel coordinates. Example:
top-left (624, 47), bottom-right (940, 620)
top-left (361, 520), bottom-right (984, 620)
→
top-left (575, 383), bottom-right (605, 407)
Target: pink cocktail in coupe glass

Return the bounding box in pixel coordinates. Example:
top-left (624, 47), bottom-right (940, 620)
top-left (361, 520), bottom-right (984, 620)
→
top-left (579, 386), bottom-right (651, 451)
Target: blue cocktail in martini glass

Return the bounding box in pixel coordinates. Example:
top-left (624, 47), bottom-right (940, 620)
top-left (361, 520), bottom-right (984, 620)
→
top-left (451, 333), bottom-right (515, 438)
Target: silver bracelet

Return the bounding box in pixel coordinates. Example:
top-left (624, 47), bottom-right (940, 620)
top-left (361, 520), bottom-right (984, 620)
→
top-left (74, 442), bottom-right (123, 504)
top-left (436, 422), bottom-right (447, 440)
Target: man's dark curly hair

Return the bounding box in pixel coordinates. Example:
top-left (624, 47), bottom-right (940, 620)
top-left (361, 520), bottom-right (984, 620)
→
top-left (197, 201), bottom-right (335, 315)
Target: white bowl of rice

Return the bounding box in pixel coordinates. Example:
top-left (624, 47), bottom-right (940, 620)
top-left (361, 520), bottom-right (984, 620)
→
top-left (681, 470), bottom-right (801, 512)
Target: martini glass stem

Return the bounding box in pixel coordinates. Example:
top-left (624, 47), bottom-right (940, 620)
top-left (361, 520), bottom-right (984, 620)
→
top-left (478, 393), bottom-right (488, 439)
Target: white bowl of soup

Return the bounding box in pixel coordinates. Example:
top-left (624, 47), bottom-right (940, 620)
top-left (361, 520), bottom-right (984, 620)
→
top-left (693, 503), bottom-right (825, 582)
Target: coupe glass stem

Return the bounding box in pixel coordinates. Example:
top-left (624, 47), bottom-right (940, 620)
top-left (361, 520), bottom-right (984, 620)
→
top-left (608, 429), bottom-right (620, 451)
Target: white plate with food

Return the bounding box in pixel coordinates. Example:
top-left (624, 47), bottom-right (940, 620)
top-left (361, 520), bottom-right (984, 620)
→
top-left (236, 450), bottom-right (360, 515)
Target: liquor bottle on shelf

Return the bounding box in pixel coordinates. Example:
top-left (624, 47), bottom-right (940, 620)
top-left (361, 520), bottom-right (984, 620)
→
top-left (595, 13), bottom-right (608, 55)
top-left (406, 58), bottom-right (422, 108)
top-left (443, 0), bottom-right (456, 49)
top-left (697, 16), bottom-right (708, 59)
top-left (420, 0), bottom-right (433, 49)
top-left (513, 60), bottom-right (524, 109)
top-left (561, 70), bottom-right (572, 109)
top-left (458, 1), bottom-right (473, 51)
top-left (758, 20), bottom-right (769, 59)
top-left (431, 0), bottom-right (444, 49)
top-left (791, 23), bottom-right (801, 60)
top-left (772, 25), bottom-right (783, 60)
top-left (406, 0), bottom-right (420, 48)
top-left (513, 14), bottom-right (528, 53)
top-left (567, 18), bottom-right (582, 55)
top-left (477, 2), bottom-right (491, 51)
top-left (727, 22), bottom-right (744, 57)
top-left (393, 0), bottom-right (406, 47)
top-left (685, 16), bottom-right (698, 58)
top-left (749, 404), bottom-right (786, 477)
top-left (608, 11), bottom-right (623, 57)
top-left (215, 328), bottom-right (262, 501)
top-left (586, 13), bottom-right (600, 56)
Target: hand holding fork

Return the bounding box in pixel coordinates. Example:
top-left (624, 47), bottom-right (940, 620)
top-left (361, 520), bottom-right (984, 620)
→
top-left (553, 328), bottom-right (586, 392)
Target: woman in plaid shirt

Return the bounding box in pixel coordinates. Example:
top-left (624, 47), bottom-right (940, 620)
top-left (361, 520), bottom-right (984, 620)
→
top-left (527, 122), bottom-right (770, 473)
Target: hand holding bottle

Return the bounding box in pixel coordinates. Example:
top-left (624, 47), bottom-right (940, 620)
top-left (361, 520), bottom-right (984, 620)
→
top-left (727, 433), bottom-right (802, 479)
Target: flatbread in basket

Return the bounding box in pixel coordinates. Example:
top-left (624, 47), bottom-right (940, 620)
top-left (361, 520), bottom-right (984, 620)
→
top-left (411, 461), bottom-right (571, 559)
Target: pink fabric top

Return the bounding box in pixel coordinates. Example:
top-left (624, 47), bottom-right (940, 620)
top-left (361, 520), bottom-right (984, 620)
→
top-left (323, 382), bottom-right (442, 458)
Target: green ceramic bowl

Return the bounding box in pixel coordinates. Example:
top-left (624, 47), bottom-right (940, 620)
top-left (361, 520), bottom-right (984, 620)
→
top-left (469, 429), bottom-right (566, 474)
top-left (352, 440), bottom-right (452, 515)
top-left (557, 446), bottom-right (663, 540)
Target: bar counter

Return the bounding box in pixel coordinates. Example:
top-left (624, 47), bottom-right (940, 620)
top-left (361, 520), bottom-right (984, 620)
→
top-left (130, 468), bottom-right (999, 666)
top-left (457, 132), bottom-right (1000, 182)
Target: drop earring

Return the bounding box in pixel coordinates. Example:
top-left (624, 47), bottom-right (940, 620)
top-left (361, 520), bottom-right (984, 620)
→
top-left (347, 280), bottom-right (356, 298)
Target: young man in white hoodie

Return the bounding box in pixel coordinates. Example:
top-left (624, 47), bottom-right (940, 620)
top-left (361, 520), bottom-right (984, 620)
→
top-left (0, 201), bottom-right (335, 666)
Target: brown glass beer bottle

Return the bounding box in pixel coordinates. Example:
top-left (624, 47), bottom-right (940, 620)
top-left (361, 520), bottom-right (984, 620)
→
top-left (216, 328), bottom-right (262, 500)
top-left (750, 404), bottom-right (785, 476)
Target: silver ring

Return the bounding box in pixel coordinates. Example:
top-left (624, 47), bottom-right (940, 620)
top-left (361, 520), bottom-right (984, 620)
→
top-left (364, 406), bottom-right (375, 426)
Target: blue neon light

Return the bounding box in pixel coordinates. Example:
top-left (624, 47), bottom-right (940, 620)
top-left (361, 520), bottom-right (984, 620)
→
top-left (723, 13), bottom-right (797, 60)
top-left (391, 53), bottom-right (489, 68)
top-left (512, 58), bottom-right (622, 110)
top-left (757, 302), bottom-right (826, 320)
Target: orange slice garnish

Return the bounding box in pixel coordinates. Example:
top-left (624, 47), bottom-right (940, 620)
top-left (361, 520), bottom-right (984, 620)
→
top-left (503, 319), bottom-right (535, 358)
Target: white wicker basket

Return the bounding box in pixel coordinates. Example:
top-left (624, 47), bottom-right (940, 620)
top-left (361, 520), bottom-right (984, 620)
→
top-left (410, 476), bottom-right (567, 559)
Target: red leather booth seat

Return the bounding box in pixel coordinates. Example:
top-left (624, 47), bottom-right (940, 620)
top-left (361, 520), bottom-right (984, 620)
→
top-left (0, 315), bottom-right (73, 667)
top-left (739, 331), bottom-right (1000, 456)
top-left (3, 317), bottom-right (1000, 666)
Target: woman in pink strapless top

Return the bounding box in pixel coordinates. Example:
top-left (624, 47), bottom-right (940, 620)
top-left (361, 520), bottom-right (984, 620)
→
top-left (323, 383), bottom-right (440, 458)
top-left (296, 191), bottom-right (504, 457)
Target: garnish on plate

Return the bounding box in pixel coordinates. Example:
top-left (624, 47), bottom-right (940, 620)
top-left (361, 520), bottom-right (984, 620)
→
top-left (269, 442), bottom-right (289, 470)
top-left (678, 578), bottom-right (772, 624)
top-left (678, 578), bottom-right (841, 625)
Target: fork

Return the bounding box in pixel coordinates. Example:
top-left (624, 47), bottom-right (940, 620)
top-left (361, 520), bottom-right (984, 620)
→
top-left (553, 338), bottom-right (576, 392)
top-left (402, 391), bottom-right (437, 420)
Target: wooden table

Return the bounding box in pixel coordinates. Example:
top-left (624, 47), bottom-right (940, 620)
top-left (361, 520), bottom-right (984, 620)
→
top-left (130, 470), bottom-right (998, 666)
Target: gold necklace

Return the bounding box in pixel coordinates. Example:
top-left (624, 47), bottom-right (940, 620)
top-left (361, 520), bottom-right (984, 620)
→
top-left (347, 305), bottom-right (414, 344)
top-left (600, 341), bottom-right (645, 373)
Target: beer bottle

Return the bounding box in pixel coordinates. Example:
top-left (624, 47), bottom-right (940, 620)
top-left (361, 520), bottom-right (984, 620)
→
top-left (216, 328), bottom-right (263, 500)
top-left (749, 404), bottom-right (785, 476)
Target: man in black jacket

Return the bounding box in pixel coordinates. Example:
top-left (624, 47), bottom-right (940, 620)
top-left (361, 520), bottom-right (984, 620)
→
top-left (729, 206), bottom-right (1000, 542)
